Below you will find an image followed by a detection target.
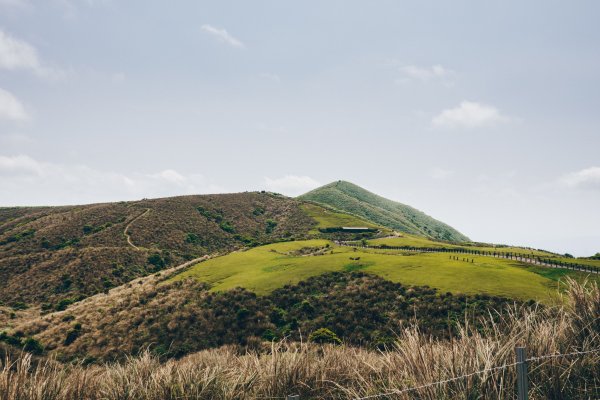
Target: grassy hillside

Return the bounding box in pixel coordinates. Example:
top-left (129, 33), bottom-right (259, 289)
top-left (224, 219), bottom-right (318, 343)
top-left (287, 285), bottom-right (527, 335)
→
top-left (366, 235), bottom-right (600, 267)
top-left (0, 192), bottom-right (316, 307)
top-left (172, 240), bottom-right (596, 302)
top-left (4, 280), bottom-right (598, 399)
top-left (298, 181), bottom-right (469, 242)
top-left (14, 271), bottom-right (516, 362)
top-left (300, 203), bottom-right (384, 234)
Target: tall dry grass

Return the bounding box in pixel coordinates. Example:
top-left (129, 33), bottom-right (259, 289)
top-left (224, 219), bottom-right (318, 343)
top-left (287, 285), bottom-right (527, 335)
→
top-left (1, 279), bottom-right (598, 399)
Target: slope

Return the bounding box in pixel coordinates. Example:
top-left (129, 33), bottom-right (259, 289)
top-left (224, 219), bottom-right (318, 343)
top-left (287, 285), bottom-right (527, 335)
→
top-left (298, 181), bottom-right (469, 242)
top-left (0, 192), bottom-right (315, 307)
top-left (170, 239), bottom-right (597, 302)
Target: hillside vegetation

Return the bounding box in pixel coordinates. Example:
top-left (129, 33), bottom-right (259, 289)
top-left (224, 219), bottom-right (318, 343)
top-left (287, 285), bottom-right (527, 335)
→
top-left (2, 279), bottom-right (598, 399)
top-left (172, 240), bottom-right (597, 302)
top-left (366, 235), bottom-right (600, 268)
top-left (13, 271), bottom-right (516, 362)
top-left (298, 181), bottom-right (469, 242)
top-left (0, 192), bottom-right (315, 307)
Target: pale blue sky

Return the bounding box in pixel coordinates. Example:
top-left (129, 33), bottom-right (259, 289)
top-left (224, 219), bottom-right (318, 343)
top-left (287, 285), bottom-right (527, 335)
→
top-left (1, 0), bottom-right (599, 255)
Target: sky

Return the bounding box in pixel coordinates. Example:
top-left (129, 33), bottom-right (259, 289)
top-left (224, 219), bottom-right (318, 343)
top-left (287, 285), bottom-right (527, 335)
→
top-left (0, 0), bottom-right (599, 256)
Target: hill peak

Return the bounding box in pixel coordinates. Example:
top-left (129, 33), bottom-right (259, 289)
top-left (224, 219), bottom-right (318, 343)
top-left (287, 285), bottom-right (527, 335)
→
top-left (299, 181), bottom-right (469, 242)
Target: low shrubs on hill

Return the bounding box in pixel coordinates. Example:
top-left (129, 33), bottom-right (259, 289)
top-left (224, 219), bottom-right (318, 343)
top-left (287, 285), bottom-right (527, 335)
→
top-left (19, 272), bottom-right (522, 362)
top-left (2, 279), bottom-right (598, 399)
top-left (0, 193), bottom-right (315, 308)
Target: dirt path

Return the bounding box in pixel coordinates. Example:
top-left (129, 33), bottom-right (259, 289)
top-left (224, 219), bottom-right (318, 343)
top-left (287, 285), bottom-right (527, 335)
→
top-left (5, 253), bottom-right (214, 332)
top-left (124, 208), bottom-right (150, 250)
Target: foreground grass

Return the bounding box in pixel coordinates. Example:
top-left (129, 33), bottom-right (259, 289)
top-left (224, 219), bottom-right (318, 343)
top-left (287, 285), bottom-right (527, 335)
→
top-left (171, 240), bottom-right (590, 302)
top-left (2, 280), bottom-right (598, 399)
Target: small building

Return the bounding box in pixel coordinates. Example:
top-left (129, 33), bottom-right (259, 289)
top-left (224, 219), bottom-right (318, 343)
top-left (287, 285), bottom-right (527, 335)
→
top-left (341, 227), bottom-right (373, 232)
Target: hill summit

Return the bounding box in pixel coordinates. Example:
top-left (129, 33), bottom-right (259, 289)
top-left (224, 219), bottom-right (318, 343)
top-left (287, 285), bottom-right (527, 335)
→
top-left (298, 180), bottom-right (469, 242)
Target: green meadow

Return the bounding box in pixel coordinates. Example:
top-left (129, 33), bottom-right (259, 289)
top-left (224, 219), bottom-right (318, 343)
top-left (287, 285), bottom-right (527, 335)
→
top-left (367, 235), bottom-right (600, 267)
top-left (172, 240), bottom-right (597, 303)
top-left (368, 235), bottom-right (555, 256)
top-left (301, 203), bottom-right (383, 234)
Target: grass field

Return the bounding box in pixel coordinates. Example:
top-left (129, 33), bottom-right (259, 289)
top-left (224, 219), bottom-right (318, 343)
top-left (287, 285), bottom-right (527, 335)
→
top-left (171, 240), bottom-right (597, 302)
top-left (300, 203), bottom-right (383, 234)
top-left (367, 235), bottom-right (600, 267)
top-left (367, 235), bottom-right (555, 256)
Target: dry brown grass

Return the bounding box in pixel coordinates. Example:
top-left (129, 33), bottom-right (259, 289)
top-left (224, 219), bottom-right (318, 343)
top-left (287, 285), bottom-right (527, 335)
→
top-left (1, 279), bottom-right (598, 399)
top-left (0, 192), bottom-right (315, 307)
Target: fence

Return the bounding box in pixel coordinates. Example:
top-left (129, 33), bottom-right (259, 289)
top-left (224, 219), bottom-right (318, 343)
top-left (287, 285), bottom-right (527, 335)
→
top-left (337, 241), bottom-right (600, 275)
top-left (276, 347), bottom-right (599, 400)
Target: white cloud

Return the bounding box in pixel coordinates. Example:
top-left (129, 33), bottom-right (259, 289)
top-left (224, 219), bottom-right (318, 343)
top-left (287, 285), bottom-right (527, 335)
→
top-left (259, 72), bottom-right (281, 82)
top-left (432, 101), bottom-right (507, 129)
top-left (263, 175), bottom-right (321, 196)
top-left (0, 29), bottom-right (59, 78)
top-left (153, 169), bottom-right (186, 184)
top-left (400, 64), bottom-right (450, 81)
top-left (0, 88), bottom-right (28, 121)
top-left (394, 64), bottom-right (455, 86)
top-left (561, 167), bottom-right (600, 190)
top-left (0, 154), bottom-right (43, 175)
top-left (201, 24), bottom-right (244, 48)
top-left (0, 155), bottom-right (225, 205)
top-left (0, 0), bottom-right (28, 7)
top-left (0, 30), bottom-right (40, 71)
top-left (0, 133), bottom-right (34, 146)
top-left (430, 168), bottom-right (454, 180)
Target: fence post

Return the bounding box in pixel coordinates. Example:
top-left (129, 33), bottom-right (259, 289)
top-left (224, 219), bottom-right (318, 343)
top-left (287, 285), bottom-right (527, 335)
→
top-left (287, 395), bottom-right (300, 400)
top-left (516, 347), bottom-right (528, 400)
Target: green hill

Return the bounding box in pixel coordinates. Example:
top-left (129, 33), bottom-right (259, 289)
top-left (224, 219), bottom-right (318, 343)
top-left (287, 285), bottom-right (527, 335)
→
top-left (171, 239), bottom-right (599, 303)
top-left (299, 181), bottom-right (469, 242)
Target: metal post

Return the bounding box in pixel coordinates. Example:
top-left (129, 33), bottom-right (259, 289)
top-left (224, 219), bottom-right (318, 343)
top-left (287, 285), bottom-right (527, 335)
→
top-left (516, 347), bottom-right (528, 400)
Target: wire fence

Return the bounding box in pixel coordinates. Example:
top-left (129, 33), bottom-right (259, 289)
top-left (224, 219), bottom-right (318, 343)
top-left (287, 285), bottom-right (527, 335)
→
top-left (267, 347), bottom-right (600, 400)
top-left (337, 241), bottom-right (600, 275)
top-left (352, 347), bottom-right (600, 400)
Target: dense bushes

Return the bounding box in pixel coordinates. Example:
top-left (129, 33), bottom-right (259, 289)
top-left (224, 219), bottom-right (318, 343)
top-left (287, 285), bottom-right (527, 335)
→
top-left (0, 332), bottom-right (44, 355)
top-left (4, 279), bottom-right (598, 399)
top-left (309, 328), bottom-right (342, 344)
top-left (267, 272), bottom-right (514, 346)
top-left (19, 272), bottom-right (521, 362)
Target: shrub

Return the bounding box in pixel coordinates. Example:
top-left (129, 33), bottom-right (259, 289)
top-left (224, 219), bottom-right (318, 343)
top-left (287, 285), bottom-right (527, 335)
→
top-left (219, 221), bottom-right (235, 234)
top-left (22, 337), bottom-right (44, 355)
top-left (253, 207), bottom-right (265, 216)
top-left (309, 328), bottom-right (342, 345)
top-left (64, 324), bottom-right (82, 346)
top-left (10, 302), bottom-right (28, 311)
top-left (265, 219), bottom-right (277, 234)
top-left (185, 233), bottom-right (199, 244)
top-left (147, 253), bottom-right (166, 270)
top-left (55, 298), bottom-right (76, 311)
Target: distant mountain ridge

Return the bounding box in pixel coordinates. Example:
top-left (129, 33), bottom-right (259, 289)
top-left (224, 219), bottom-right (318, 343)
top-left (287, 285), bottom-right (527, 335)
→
top-left (298, 181), bottom-right (469, 242)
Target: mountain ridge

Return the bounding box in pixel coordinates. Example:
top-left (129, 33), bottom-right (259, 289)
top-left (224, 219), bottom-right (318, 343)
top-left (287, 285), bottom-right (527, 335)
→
top-left (299, 180), bottom-right (469, 242)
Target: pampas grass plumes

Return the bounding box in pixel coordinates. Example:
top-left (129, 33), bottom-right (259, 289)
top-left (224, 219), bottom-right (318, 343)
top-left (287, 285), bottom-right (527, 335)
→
top-left (1, 279), bottom-right (598, 399)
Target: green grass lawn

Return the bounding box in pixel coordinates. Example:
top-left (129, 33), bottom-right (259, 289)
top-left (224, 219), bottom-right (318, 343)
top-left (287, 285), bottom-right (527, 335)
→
top-left (171, 240), bottom-right (596, 303)
top-left (367, 236), bottom-right (600, 268)
top-left (301, 203), bottom-right (383, 234)
top-left (367, 235), bottom-right (557, 257)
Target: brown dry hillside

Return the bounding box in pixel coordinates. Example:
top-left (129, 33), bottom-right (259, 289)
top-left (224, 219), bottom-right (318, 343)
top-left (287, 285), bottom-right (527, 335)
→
top-left (14, 270), bottom-right (516, 363)
top-left (0, 192), bottom-right (315, 308)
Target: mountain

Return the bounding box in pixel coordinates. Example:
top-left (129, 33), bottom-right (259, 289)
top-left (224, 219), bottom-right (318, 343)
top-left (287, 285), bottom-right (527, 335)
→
top-left (0, 192), bottom-right (315, 308)
top-left (298, 181), bottom-right (469, 242)
top-left (2, 187), bottom-right (598, 366)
